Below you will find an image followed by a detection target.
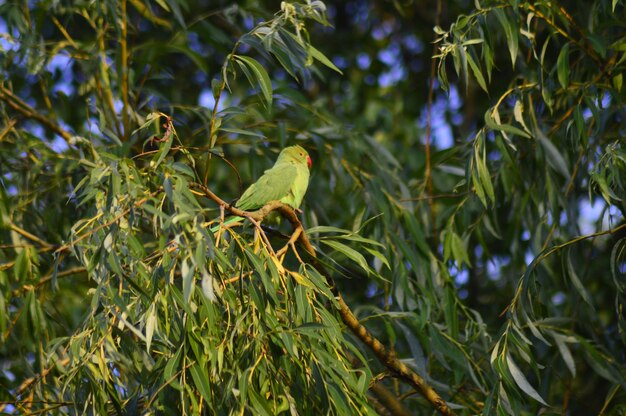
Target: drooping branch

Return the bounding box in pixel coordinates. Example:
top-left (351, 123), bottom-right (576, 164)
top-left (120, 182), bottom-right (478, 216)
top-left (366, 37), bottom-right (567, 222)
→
top-left (192, 182), bottom-right (454, 415)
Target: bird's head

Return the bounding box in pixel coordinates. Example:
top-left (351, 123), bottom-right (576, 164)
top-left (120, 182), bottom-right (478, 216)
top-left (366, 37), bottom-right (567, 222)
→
top-left (279, 145), bottom-right (312, 169)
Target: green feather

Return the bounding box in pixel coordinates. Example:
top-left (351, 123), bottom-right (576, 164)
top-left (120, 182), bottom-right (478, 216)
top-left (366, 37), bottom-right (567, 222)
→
top-left (211, 145), bottom-right (311, 231)
top-left (235, 145), bottom-right (310, 210)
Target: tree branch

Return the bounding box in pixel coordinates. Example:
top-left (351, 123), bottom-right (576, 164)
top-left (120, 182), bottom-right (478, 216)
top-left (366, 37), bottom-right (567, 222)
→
top-left (190, 182), bottom-right (285, 222)
top-left (370, 382), bottom-right (414, 416)
top-left (423, 0), bottom-right (443, 244)
top-left (0, 85), bottom-right (73, 144)
top-left (11, 266), bottom-right (87, 297)
top-left (192, 182), bottom-right (454, 415)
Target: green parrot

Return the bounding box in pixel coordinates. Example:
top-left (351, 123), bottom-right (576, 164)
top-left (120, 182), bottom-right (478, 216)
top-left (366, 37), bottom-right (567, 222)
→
top-left (212, 145), bottom-right (312, 231)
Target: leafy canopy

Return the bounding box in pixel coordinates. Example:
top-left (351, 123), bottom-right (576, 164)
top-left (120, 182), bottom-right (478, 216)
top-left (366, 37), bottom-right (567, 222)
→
top-left (1, 0), bottom-right (625, 415)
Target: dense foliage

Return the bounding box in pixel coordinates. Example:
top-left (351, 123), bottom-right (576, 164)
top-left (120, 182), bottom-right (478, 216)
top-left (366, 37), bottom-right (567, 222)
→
top-left (1, 0), bottom-right (625, 414)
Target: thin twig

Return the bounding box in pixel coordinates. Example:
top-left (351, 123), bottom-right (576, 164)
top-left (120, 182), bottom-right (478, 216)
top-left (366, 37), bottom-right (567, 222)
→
top-left (9, 223), bottom-right (54, 249)
top-left (0, 85), bottom-right (73, 144)
top-left (423, 0), bottom-right (443, 244)
top-left (203, 39), bottom-right (243, 186)
top-left (11, 266), bottom-right (87, 297)
top-left (0, 118), bottom-right (17, 141)
top-left (16, 358), bottom-right (70, 396)
top-left (222, 270), bottom-right (254, 285)
top-left (127, 0), bottom-right (172, 28)
top-left (54, 197), bottom-right (148, 254)
top-left (370, 382), bottom-right (413, 416)
top-left (276, 226), bottom-right (303, 258)
top-left (248, 217), bottom-right (277, 257)
top-left (526, 4), bottom-right (603, 69)
top-left (51, 16), bottom-right (79, 50)
top-left (289, 240), bottom-right (304, 265)
top-left (120, 0), bottom-right (130, 140)
top-left (97, 23), bottom-right (122, 139)
top-left (400, 192), bottom-right (470, 202)
top-left (541, 222), bottom-right (626, 261)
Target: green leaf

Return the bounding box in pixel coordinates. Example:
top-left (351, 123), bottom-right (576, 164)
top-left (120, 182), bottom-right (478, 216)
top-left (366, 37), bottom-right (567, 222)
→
top-left (476, 147), bottom-right (495, 204)
top-left (145, 304), bottom-right (156, 352)
top-left (538, 135), bottom-right (569, 177)
top-left (201, 270), bottom-right (216, 302)
top-left (153, 132), bottom-right (173, 168)
top-left (498, 382), bottom-right (515, 415)
top-left (220, 127), bottom-right (265, 138)
top-left (557, 43), bottom-right (570, 89)
top-left (133, 111), bottom-right (162, 136)
top-left (485, 110), bottom-right (531, 139)
top-left (494, 9), bottom-right (518, 67)
top-left (172, 162), bottom-right (196, 178)
top-left (403, 211), bottom-right (431, 256)
top-left (164, 0), bottom-right (186, 28)
top-left (189, 363), bottom-right (212, 403)
top-left (587, 33), bottom-right (607, 58)
top-left (164, 347), bottom-right (183, 382)
top-left (472, 167), bottom-right (487, 207)
top-left (182, 258), bottom-right (195, 303)
top-left (244, 250), bottom-right (279, 305)
top-left (609, 37), bottom-right (626, 51)
top-left (321, 240), bottom-right (371, 274)
top-left (610, 238), bottom-right (626, 290)
top-left (566, 252), bottom-right (594, 308)
top-left (506, 354), bottom-right (548, 405)
top-left (580, 339), bottom-right (624, 383)
top-left (458, 41), bottom-right (469, 88)
top-left (595, 172), bottom-right (622, 203)
top-left (490, 340), bottom-right (501, 365)
top-left (307, 225), bottom-right (384, 247)
top-left (451, 232), bottom-right (470, 267)
top-left (429, 325), bottom-right (466, 367)
top-left (212, 80), bottom-right (225, 103)
top-left (234, 55), bottom-right (273, 108)
top-left (308, 43), bottom-right (343, 74)
top-left (141, 203), bottom-right (170, 220)
top-left (552, 332), bottom-right (576, 377)
top-left (466, 51), bottom-right (488, 92)
top-left (248, 387), bottom-right (274, 416)
top-left (14, 248), bottom-right (28, 281)
top-left (364, 247), bottom-right (391, 271)
top-left (292, 322), bottom-right (326, 333)
top-left (613, 73), bottom-right (623, 92)
top-left (513, 100), bottom-right (530, 135)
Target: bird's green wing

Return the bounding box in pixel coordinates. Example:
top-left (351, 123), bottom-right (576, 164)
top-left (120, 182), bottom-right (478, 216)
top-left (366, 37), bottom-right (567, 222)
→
top-left (235, 163), bottom-right (298, 210)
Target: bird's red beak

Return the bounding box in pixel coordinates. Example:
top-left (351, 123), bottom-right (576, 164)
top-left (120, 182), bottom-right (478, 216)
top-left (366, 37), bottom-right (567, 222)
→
top-left (307, 155), bottom-right (312, 169)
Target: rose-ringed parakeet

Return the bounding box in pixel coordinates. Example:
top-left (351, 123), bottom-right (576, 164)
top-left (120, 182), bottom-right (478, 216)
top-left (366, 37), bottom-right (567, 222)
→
top-left (212, 145), bottom-right (312, 231)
